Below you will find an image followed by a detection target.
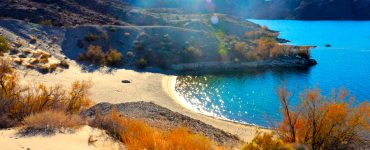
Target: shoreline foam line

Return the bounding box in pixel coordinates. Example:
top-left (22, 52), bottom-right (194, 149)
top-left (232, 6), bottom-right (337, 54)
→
top-left (166, 76), bottom-right (217, 117)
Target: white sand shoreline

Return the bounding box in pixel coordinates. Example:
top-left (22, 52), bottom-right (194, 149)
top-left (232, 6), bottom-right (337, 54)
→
top-left (162, 75), bottom-right (267, 129)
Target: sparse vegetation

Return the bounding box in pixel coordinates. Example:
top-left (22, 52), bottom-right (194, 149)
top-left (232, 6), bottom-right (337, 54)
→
top-left (0, 58), bottom-right (92, 128)
top-left (90, 109), bottom-right (221, 150)
top-left (58, 60), bottom-right (70, 69)
top-left (84, 33), bottom-right (99, 42)
top-left (105, 48), bottom-right (122, 66)
top-left (244, 29), bottom-right (277, 40)
top-left (186, 46), bottom-right (203, 58)
top-left (215, 31), bottom-right (228, 61)
top-left (231, 42), bottom-right (257, 61)
top-left (19, 110), bottom-right (84, 135)
top-left (252, 86), bottom-right (370, 149)
top-left (137, 57), bottom-right (147, 69)
top-left (0, 35), bottom-right (10, 53)
top-left (243, 132), bottom-right (290, 150)
top-left (79, 45), bottom-right (122, 67)
top-left (39, 20), bottom-right (53, 26)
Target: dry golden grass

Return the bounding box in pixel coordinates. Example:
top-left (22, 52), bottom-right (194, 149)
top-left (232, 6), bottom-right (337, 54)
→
top-left (0, 58), bottom-right (92, 128)
top-left (0, 35), bottom-right (10, 53)
top-left (90, 109), bottom-right (221, 150)
top-left (19, 110), bottom-right (84, 135)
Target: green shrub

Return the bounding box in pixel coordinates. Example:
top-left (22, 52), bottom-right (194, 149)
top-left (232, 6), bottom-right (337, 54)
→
top-left (0, 36), bottom-right (10, 53)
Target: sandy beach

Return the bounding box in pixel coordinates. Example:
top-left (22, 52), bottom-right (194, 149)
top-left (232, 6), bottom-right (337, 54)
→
top-left (16, 62), bottom-right (267, 142)
top-left (0, 126), bottom-right (122, 150)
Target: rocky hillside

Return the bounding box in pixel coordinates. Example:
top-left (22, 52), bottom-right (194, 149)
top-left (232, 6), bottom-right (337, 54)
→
top-left (0, 0), bottom-right (315, 74)
top-left (128, 0), bottom-right (370, 20)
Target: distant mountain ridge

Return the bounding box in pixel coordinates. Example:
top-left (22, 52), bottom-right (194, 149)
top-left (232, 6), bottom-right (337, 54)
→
top-left (127, 0), bottom-right (370, 20)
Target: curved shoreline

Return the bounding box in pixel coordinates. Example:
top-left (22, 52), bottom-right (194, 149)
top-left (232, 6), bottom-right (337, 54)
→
top-left (17, 63), bottom-right (269, 142)
top-left (162, 76), bottom-right (225, 118)
top-left (163, 76), bottom-right (265, 127)
top-left (161, 75), bottom-right (270, 141)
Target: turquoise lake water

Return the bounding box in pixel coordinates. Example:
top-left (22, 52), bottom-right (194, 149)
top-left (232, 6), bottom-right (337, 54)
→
top-left (175, 20), bottom-right (370, 127)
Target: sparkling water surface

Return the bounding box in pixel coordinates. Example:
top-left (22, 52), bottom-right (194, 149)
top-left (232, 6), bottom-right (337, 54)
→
top-left (175, 20), bottom-right (370, 127)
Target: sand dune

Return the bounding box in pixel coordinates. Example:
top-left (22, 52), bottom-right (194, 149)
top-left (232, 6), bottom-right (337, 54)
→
top-left (0, 126), bottom-right (122, 150)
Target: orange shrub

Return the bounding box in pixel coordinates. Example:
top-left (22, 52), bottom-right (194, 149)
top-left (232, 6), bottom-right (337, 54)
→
top-left (276, 86), bottom-right (370, 149)
top-left (79, 45), bottom-right (122, 67)
top-left (256, 38), bottom-right (275, 58)
top-left (79, 45), bottom-right (105, 65)
top-left (90, 109), bottom-right (220, 150)
top-left (269, 45), bottom-right (293, 58)
top-left (105, 48), bottom-right (122, 66)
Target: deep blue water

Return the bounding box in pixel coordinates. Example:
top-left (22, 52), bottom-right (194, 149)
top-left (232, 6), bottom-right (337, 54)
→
top-left (175, 20), bottom-right (370, 127)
